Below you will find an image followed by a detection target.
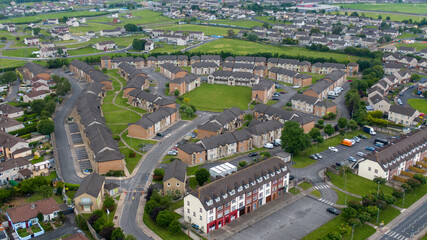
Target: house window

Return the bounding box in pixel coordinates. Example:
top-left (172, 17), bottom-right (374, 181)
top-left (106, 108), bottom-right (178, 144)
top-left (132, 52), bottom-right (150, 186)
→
top-left (200, 216), bottom-right (202, 221)
top-left (187, 201), bottom-right (190, 206)
top-left (193, 212), bottom-right (196, 217)
top-left (187, 209), bottom-right (190, 214)
top-left (375, 169), bottom-right (378, 173)
top-left (368, 167), bottom-right (371, 171)
top-left (200, 208), bottom-right (202, 213)
top-left (176, 183), bottom-right (180, 187)
top-left (167, 183), bottom-right (171, 186)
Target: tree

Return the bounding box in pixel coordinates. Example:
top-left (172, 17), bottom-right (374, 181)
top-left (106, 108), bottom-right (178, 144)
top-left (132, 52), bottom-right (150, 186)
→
top-left (423, 91), bottom-right (427, 98)
top-left (280, 121), bottom-right (311, 155)
top-left (184, 97), bottom-right (190, 105)
top-left (156, 210), bottom-right (174, 228)
top-left (342, 207), bottom-right (358, 219)
top-left (174, 89), bottom-right (180, 96)
top-left (309, 28), bottom-right (320, 35)
top-left (337, 117), bottom-right (348, 129)
top-left (32, 27), bottom-right (41, 35)
top-left (227, 29), bottom-right (235, 38)
top-left (168, 219), bottom-right (180, 233)
top-left (309, 127), bottom-right (321, 140)
top-left (348, 120), bottom-right (358, 130)
top-left (195, 168), bottom-right (210, 186)
top-left (0, 71), bottom-right (17, 84)
top-left (373, 177), bottom-right (386, 185)
top-left (37, 212), bottom-right (44, 222)
top-left (111, 227), bottom-right (126, 240)
top-left (76, 214), bottom-right (88, 230)
top-left (386, 16), bottom-right (391, 20)
top-left (324, 124), bottom-right (335, 136)
top-left (37, 119), bottom-right (55, 135)
top-left (132, 39), bottom-right (143, 51)
top-left (36, 185), bottom-right (52, 198)
top-left (247, 33), bottom-right (258, 41)
top-left (401, 183), bottom-right (412, 192)
top-left (45, 101), bottom-right (56, 115)
top-left (410, 73), bottom-right (421, 82)
top-left (124, 23), bottom-right (138, 32)
top-left (99, 225), bottom-right (114, 239)
top-left (337, 223), bottom-right (351, 236)
top-left (239, 161), bottom-right (247, 167)
top-left (358, 212), bottom-right (371, 223)
top-left (150, 206), bottom-right (165, 222)
top-left (185, 107), bottom-right (194, 118)
top-left (0, 37), bottom-right (6, 42)
top-left (57, 47), bottom-right (63, 56)
top-left (125, 235), bottom-right (137, 240)
top-left (104, 196), bottom-right (115, 211)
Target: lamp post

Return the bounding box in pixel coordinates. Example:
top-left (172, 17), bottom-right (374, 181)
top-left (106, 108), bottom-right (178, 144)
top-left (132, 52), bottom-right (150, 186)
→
top-left (351, 224), bottom-right (355, 240)
top-left (376, 181), bottom-right (380, 224)
top-left (344, 170), bottom-right (348, 205)
top-left (402, 189), bottom-right (405, 208)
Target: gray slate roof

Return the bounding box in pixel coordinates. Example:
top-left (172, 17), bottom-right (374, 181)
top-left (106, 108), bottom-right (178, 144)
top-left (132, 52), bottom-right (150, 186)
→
top-left (164, 160), bottom-right (187, 182)
top-left (74, 173), bottom-right (105, 199)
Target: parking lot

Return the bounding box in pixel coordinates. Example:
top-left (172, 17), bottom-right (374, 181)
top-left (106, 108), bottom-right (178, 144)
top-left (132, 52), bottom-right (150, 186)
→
top-left (228, 197), bottom-right (336, 240)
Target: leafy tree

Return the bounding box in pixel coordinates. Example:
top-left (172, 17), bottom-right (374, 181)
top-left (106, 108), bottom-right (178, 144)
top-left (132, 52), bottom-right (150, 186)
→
top-left (324, 124), bottom-right (335, 136)
top-left (348, 120), bottom-right (358, 130)
top-left (174, 89), bottom-right (180, 96)
top-left (76, 214), bottom-right (89, 230)
top-left (386, 16), bottom-right (391, 20)
top-left (410, 73), bottom-right (421, 82)
top-left (111, 227), bottom-right (126, 240)
top-left (366, 205), bottom-right (378, 217)
top-left (195, 168), bottom-right (210, 186)
top-left (156, 210), bottom-right (174, 228)
top-left (342, 207), bottom-right (358, 219)
top-left (57, 47), bottom-right (63, 56)
top-left (132, 39), bottom-right (143, 50)
top-left (93, 217), bottom-right (106, 233)
top-left (407, 178), bottom-right (421, 188)
top-left (185, 107), bottom-right (194, 118)
top-left (280, 121), bottom-right (311, 155)
top-left (150, 206), bottom-right (165, 222)
top-left (309, 28), bottom-right (321, 35)
top-left (168, 219), bottom-right (180, 233)
top-left (184, 97), bottom-right (190, 105)
top-left (337, 117), bottom-right (348, 129)
top-left (347, 218), bottom-right (361, 227)
top-left (124, 23), bottom-right (138, 32)
top-left (0, 71), bottom-right (17, 84)
top-left (99, 225), bottom-right (115, 239)
top-left (239, 161), bottom-right (247, 167)
top-left (423, 91), bottom-right (427, 98)
top-left (337, 223), bottom-right (351, 236)
top-left (247, 33), bottom-right (258, 41)
top-left (413, 173), bottom-right (427, 184)
top-left (36, 185), bottom-right (52, 198)
top-left (309, 127), bottom-right (321, 140)
top-left (0, 37), bottom-right (6, 42)
top-left (37, 212), bottom-right (44, 222)
top-left (0, 188), bottom-right (12, 202)
top-left (104, 196), bottom-right (116, 211)
top-left (37, 119), bottom-right (55, 135)
top-left (125, 235), bottom-right (137, 240)
top-left (358, 212), bottom-right (371, 223)
top-left (227, 29), bottom-right (235, 38)
top-left (32, 27), bottom-right (41, 35)
top-left (373, 177), bottom-right (386, 185)
top-left (45, 101), bottom-right (56, 115)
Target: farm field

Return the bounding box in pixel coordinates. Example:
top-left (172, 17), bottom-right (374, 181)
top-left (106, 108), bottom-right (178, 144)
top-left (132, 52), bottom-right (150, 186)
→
top-left (337, 3), bottom-right (427, 14)
top-left (0, 59), bottom-right (26, 69)
top-left (181, 83), bottom-right (252, 112)
top-left (396, 42), bottom-right (427, 51)
top-left (155, 24), bottom-right (233, 36)
top-left (335, 11), bottom-right (423, 22)
top-left (0, 10), bottom-right (108, 24)
top-left (189, 39), bottom-right (368, 62)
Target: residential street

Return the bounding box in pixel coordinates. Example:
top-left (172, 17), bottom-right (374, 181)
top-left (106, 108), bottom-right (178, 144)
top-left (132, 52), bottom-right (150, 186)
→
top-left (4, 75), bottom-right (20, 102)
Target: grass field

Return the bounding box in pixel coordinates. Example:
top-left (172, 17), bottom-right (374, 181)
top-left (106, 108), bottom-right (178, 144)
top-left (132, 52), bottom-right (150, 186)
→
top-left (310, 189), bottom-right (321, 197)
top-left (181, 83), bottom-right (251, 112)
top-left (335, 11), bottom-right (424, 22)
top-left (126, 9), bottom-right (177, 25)
top-left (67, 47), bottom-right (103, 56)
top-left (407, 99), bottom-right (427, 113)
top-left (299, 182), bottom-right (313, 190)
top-left (150, 43), bottom-right (187, 53)
top-left (119, 147), bottom-right (142, 174)
top-left (1, 47), bottom-right (38, 57)
top-left (68, 22), bottom-right (117, 34)
top-left (302, 215), bottom-right (376, 240)
top-left (332, 188), bottom-right (362, 205)
top-left (255, 16), bottom-right (278, 24)
top-left (397, 33), bottom-right (419, 39)
top-left (189, 39), bottom-right (367, 62)
top-left (394, 184), bottom-right (427, 208)
top-left (326, 172), bottom-right (394, 196)
top-left (143, 213), bottom-right (191, 240)
top-left (302, 72), bottom-right (326, 84)
top-left (63, 35), bottom-right (147, 49)
top-left (205, 19), bottom-right (264, 28)
top-left (369, 206), bottom-right (401, 226)
top-left (0, 59), bottom-right (26, 69)
top-left (121, 130), bottom-right (157, 152)
top-left (0, 10), bottom-right (107, 24)
top-left (337, 3), bottom-right (427, 14)
top-left (396, 43), bottom-right (427, 51)
top-left (292, 130), bottom-right (369, 168)
top-left (155, 24), bottom-right (233, 36)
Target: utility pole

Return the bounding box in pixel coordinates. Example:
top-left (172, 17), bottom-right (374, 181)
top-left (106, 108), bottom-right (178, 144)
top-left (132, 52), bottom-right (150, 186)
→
top-left (344, 171), bottom-right (348, 205)
top-left (402, 189), bottom-right (405, 208)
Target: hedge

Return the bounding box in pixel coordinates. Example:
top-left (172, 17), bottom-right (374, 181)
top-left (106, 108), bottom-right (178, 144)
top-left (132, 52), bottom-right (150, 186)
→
top-left (8, 124), bottom-right (37, 136)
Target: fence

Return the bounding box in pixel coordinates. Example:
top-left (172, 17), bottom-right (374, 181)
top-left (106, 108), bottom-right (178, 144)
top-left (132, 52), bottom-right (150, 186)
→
top-left (74, 208), bottom-right (104, 240)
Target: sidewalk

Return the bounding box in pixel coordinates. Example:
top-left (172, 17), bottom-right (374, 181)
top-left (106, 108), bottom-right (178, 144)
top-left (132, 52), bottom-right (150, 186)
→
top-left (368, 194), bottom-right (427, 240)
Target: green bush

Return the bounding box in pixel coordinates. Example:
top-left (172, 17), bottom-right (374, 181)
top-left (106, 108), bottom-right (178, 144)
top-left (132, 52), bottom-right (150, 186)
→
top-left (9, 124), bottom-right (37, 136)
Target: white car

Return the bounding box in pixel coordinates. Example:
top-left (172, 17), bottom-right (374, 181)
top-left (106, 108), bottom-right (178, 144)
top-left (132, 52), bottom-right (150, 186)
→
top-left (293, 85), bottom-right (300, 89)
top-left (167, 150), bottom-right (177, 156)
top-left (357, 152), bottom-right (365, 157)
top-left (329, 146), bottom-right (338, 152)
top-left (264, 143), bottom-right (274, 149)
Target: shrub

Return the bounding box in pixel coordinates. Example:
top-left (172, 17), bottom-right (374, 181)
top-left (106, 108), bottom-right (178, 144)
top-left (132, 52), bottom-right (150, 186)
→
top-left (168, 220), bottom-right (181, 233)
top-left (238, 161), bottom-right (247, 168)
top-left (156, 210), bottom-right (174, 228)
top-left (104, 196), bottom-right (116, 211)
top-left (260, 151), bottom-right (271, 158)
top-left (407, 178), bottom-right (421, 188)
top-left (392, 189), bottom-right (403, 198)
top-left (413, 173), bottom-right (426, 184)
top-left (174, 89), bottom-right (180, 96)
top-left (129, 151), bottom-right (136, 158)
top-left (106, 170), bottom-right (124, 177)
top-left (76, 214), bottom-right (88, 230)
top-left (153, 168), bottom-right (164, 177)
top-left (113, 135), bottom-right (120, 141)
top-left (150, 206), bottom-right (165, 222)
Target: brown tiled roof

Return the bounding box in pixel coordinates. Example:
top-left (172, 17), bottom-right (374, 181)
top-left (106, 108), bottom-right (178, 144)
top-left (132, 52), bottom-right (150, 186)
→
top-left (6, 198), bottom-right (60, 223)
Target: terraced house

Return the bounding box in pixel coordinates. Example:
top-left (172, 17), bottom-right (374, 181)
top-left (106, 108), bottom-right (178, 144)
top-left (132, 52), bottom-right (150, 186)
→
top-left (208, 71), bottom-right (260, 87)
top-left (69, 60), bottom-right (113, 90)
top-left (197, 107), bottom-right (245, 139)
top-left (169, 73), bottom-right (200, 95)
top-left (117, 62), bottom-right (147, 81)
top-left (184, 157), bottom-right (290, 233)
top-left (20, 62), bottom-right (51, 82)
top-left (358, 127), bottom-right (427, 181)
top-left (101, 56), bottom-right (145, 69)
top-left (127, 90), bottom-right (176, 112)
top-left (128, 107), bottom-right (180, 139)
top-left (159, 63), bottom-right (188, 80)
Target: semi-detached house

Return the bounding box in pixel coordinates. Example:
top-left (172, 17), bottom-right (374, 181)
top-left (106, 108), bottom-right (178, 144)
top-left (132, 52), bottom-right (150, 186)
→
top-left (184, 157), bottom-right (290, 234)
top-left (358, 127), bottom-right (427, 181)
top-left (388, 105), bottom-right (419, 127)
top-left (128, 107), bottom-right (180, 139)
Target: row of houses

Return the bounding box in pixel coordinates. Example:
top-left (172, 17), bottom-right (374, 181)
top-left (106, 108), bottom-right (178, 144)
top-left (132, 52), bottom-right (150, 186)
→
top-left (303, 70), bottom-right (347, 100)
top-left (383, 53), bottom-right (427, 73)
top-left (128, 107), bottom-right (180, 139)
top-left (69, 60), bottom-right (113, 90)
top-left (383, 45), bottom-right (427, 59)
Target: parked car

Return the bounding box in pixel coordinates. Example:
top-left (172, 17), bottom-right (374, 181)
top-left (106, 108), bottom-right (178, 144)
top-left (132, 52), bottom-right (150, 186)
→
top-left (167, 150), bottom-right (177, 156)
top-left (329, 146), bottom-right (338, 152)
top-left (309, 154), bottom-right (318, 160)
top-left (264, 143), bottom-right (274, 149)
top-left (353, 137), bottom-right (360, 143)
top-left (348, 157), bottom-right (357, 162)
top-left (366, 146), bottom-right (376, 151)
top-left (156, 132), bottom-right (164, 137)
top-left (248, 152), bottom-right (258, 157)
top-left (335, 162), bottom-right (344, 167)
top-left (358, 134), bottom-right (367, 139)
top-left (293, 85), bottom-right (300, 89)
top-left (275, 84), bottom-right (281, 89)
top-left (315, 153), bottom-right (323, 159)
top-left (272, 96), bottom-right (280, 100)
top-left (327, 95), bottom-right (336, 100)
top-left (327, 207), bottom-right (340, 215)
top-left (397, 99), bottom-right (403, 105)
top-left (357, 152), bottom-right (365, 157)
top-left (399, 92), bottom-right (404, 96)
top-left (273, 93), bottom-right (280, 97)
top-left (186, 132), bottom-right (196, 138)
top-left (289, 175), bottom-right (295, 181)
top-left (280, 91), bottom-right (286, 94)
top-left (375, 142), bottom-right (384, 147)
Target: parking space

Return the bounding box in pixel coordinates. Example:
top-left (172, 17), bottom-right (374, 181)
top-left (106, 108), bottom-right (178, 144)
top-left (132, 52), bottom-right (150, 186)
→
top-left (68, 123), bottom-right (80, 133)
top-left (71, 134), bottom-right (83, 145)
top-left (228, 197), bottom-right (336, 240)
top-left (152, 121), bottom-right (187, 140)
top-left (75, 147), bottom-right (89, 160)
top-left (79, 160), bottom-right (92, 172)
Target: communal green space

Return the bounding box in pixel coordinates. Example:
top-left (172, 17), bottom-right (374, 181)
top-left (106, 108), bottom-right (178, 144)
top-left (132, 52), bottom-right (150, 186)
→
top-left (302, 72), bottom-right (326, 84)
top-left (310, 190), bottom-right (321, 197)
top-left (205, 19), bottom-right (264, 28)
top-left (292, 130), bottom-right (369, 168)
top-left (125, 9), bottom-right (178, 25)
top-left (103, 110), bottom-right (140, 124)
top-left (63, 35), bottom-right (147, 49)
top-left (68, 22), bottom-right (117, 34)
top-left (302, 215), bottom-right (376, 240)
top-left (181, 83), bottom-right (252, 112)
top-left (369, 206), bottom-right (401, 226)
top-left (67, 47), bottom-right (103, 56)
top-left (407, 99), bottom-right (427, 114)
top-left (335, 11), bottom-right (423, 22)
top-left (396, 43), bottom-right (427, 51)
top-left (155, 24), bottom-right (233, 36)
top-left (394, 183), bottom-right (427, 208)
top-left (143, 213), bottom-right (191, 240)
top-left (255, 16), bottom-right (279, 24)
top-left (119, 147), bottom-right (142, 174)
top-left (190, 39), bottom-right (367, 62)
top-left (337, 3), bottom-right (427, 14)
top-left (299, 182), bottom-right (313, 190)
top-left (1, 47), bottom-right (38, 58)
top-left (150, 43), bottom-right (187, 53)
top-left (326, 172), bottom-right (394, 196)
top-left (0, 59), bottom-right (26, 69)
top-left (121, 130), bottom-right (157, 152)
top-left (332, 188), bottom-right (362, 205)
top-left (0, 10), bottom-right (108, 24)
top-left (397, 33), bottom-right (419, 39)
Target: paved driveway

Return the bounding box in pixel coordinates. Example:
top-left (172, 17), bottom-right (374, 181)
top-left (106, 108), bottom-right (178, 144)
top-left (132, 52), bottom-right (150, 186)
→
top-left (228, 197), bottom-right (336, 240)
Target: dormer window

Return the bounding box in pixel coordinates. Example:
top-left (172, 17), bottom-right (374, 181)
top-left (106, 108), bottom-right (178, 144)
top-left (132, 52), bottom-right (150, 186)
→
top-left (223, 193), bottom-right (228, 199)
top-left (215, 197), bottom-right (220, 202)
top-left (257, 177), bottom-right (262, 183)
top-left (282, 166), bottom-right (287, 171)
top-left (276, 169), bottom-right (281, 174)
top-left (264, 175), bottom-right (269, 180)
top-left (245, 184), bottom-right (249, 189)
top-left (238, 186), bottom-right (243, 192)
top-left (206, 200), bottom-right (213, 206)
top-left (270, 172), bottom-right (275, 177)
top-left (230, 190), bottom-right (235, 195)
top-left (251, 181), bottom-right (256, 186)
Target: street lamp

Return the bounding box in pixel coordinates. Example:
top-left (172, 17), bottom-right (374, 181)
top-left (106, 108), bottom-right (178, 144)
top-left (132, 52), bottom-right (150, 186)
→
top-left (402, 189), bottom-right (405, 208)
top-left (376, 181), bottom-right (380, 224)
top-left (344, 170), bottom-right (348, 205)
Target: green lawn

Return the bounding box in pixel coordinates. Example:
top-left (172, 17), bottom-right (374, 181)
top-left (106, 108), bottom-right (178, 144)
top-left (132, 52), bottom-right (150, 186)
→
top-left (394, 184), bottom-right (427, 208)
top-left (255, 16), bottom-right (278, 24)
top-left (182, 83), bottom-right (251, 112)
top-left (170, 199), bottom-right (184, 211)
top-left (121, 130), bottom-right (157, 152)
top-left (302, 215), bottom-right (376, 240)
top-left (289, 187), bottom-right (300, 195)
top-left (2, 47), bottom-right (38, 58)
top-left (396, 43), bottom-right (427, 51)
top-left (205, 19), bottom-right (264, 28)
top-left (106, 124), bottom-right (127, 135)
top-left (101, 102), bottom-right (124, 112)
top-left (293, 130), bottom-right (369, 168)
top-left (332, 188), bottom-right (362, 205)
top-left (299, 182), bottom-right (313, 190)
top-left (119, 147), bottom-right (142, 174)
top-left (397, 33), bottom-right (419, 39)
top-left (337, 3), bottom-right (427, 14)
top-left (155, 24), bottom-right (233, 36)
top-left (26, 193), bottom-right (63, 204)
top-left (125, 10), bottom-right (177, 25)
top-left (302, 72), bottom-right (326, 84)
top-left (190, 39), bottom-right (367, 62)
top-left (103, 110), bottom-right (140, 124)
top-left (68, 22), bottom-right (117, 34)
top-left (310, 189), bottom-right (321, 197)
top-left (326, 172), bottom-right (394, 196)
top-left (407, 99), bottom-right (427, 114)
top-left (189, 176), bottom-right (198, 189)
top-left (186, 165), bottom-right (201, 176)
top-left (150, 43), bottom-right (187, 54)
top-left (67, 47), bottom-right (103, 56)
top-left (369, 206), bottom-right (401, 226)
top-left (143, 213), bottom-right (191, 240)
top-left (0, 11), bottom-right (107, 24)
top-left (66, 190), bottom-right (77, 199)
top-left (334, 11), bottom-right (424, 22)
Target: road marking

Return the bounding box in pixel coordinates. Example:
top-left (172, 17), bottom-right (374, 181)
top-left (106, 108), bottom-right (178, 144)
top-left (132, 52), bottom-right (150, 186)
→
top-left (385, 231), bottom-right (409, 240)
top-left (318, 198), bottom-right (334, 206)
top-left (315, 185), bottom-right (330, 189)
